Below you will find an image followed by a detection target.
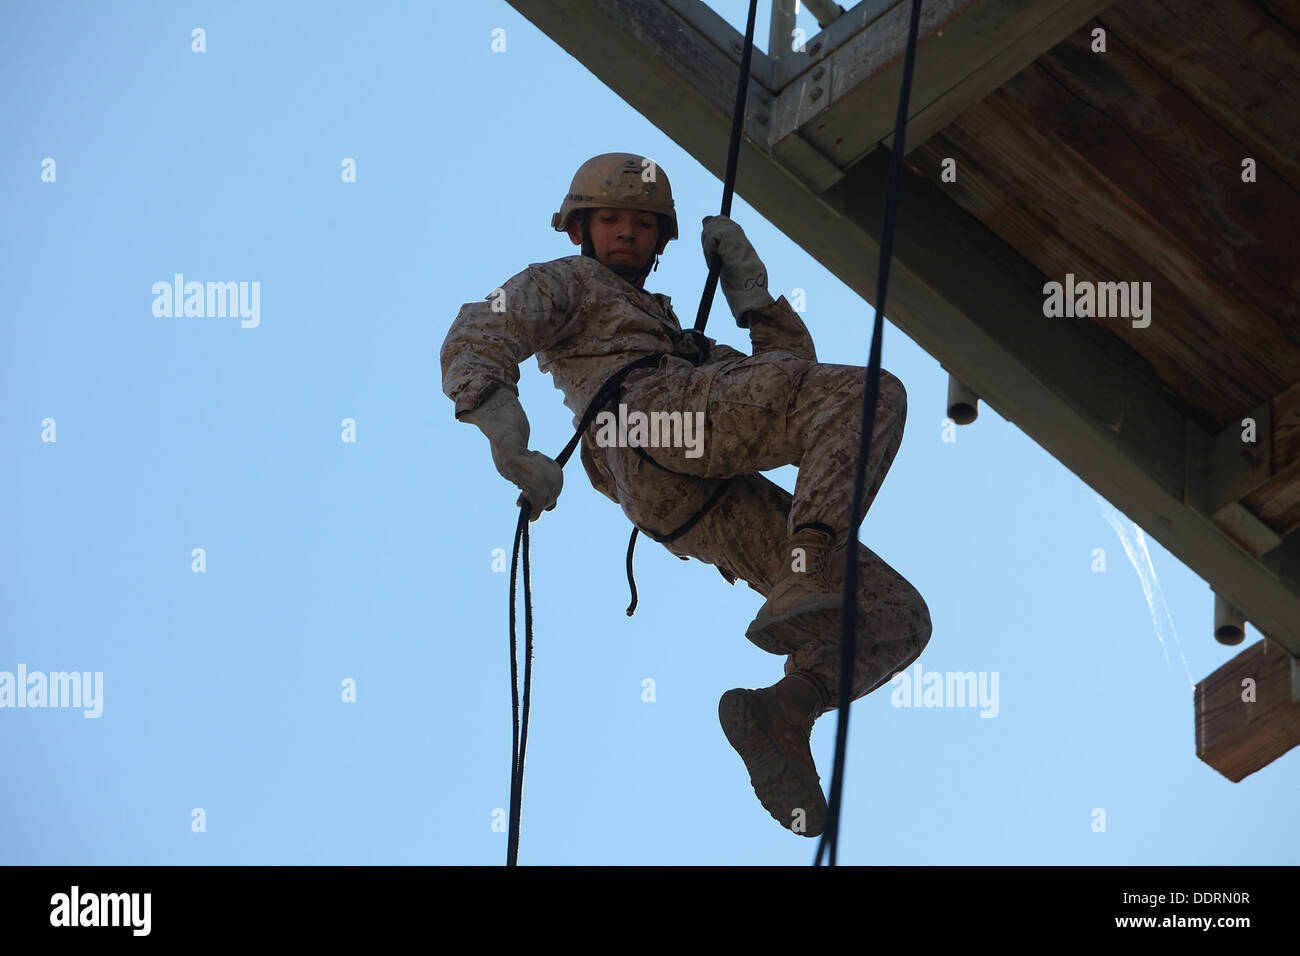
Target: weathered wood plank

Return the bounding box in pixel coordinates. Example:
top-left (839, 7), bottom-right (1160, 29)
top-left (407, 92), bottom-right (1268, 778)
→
top-left (1195, 639), bottom-right (1300, 782)
top-left (1244, 380), bottom-right (1300, 533)
top-left (1103, 0), bottom-right (1300, 193)
top-left (911, 88), bottom-right (1300, 428)
top-left (1244, 468), bottom-right (1300, 536)
top-left (1013, 25), bottom-right (1300, 336)
top-left (885, 0), bottom-right (1116, 153)
top-left (769, 0), bottom-right (1109, 167)
top-left (1272, 380), bottom-right (1300, 470)
top-left (769, 0), bottom-right (972, 163)
top-left (1256, 0), bottom-right (1300, 39)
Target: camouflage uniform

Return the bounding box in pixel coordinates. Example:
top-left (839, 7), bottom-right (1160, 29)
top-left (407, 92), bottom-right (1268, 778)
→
top-left (442, 254), bottom-right (931, 706)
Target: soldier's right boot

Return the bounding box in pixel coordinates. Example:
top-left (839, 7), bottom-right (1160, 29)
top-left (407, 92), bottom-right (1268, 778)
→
top-left (718, 671), bottom-right (831, 837)
top-left (746, 526), bottom-right (871, 655)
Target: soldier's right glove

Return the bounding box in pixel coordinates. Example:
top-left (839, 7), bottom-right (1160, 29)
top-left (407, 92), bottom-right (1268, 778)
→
top-left (702, 214), bottom-right (776, 323)
top-left (460, 387), bottom-right (563, 521)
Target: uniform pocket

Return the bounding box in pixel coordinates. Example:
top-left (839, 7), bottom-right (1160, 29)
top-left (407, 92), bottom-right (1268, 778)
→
top-left (606, 445), bottom-right (721, 534)
top-left (701, 351), bottom-right (809, 472)
top-left (707, 350), bottom-right (806, 413)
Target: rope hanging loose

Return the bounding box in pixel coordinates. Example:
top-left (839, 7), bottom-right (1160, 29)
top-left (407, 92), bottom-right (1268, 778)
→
top-left (505, 505), bottom-right (532, 868)
top-left (814, 0), bottom-right (924, 867)
top-left (504, 0), bottom-right (761, 866)
top-left (505, 352), bottom-right (661, 866)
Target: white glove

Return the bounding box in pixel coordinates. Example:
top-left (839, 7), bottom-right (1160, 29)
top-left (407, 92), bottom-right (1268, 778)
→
top-left (460, 387), bottom-right (563, 521)
top-left (701, 214), bottom-right (776, 322)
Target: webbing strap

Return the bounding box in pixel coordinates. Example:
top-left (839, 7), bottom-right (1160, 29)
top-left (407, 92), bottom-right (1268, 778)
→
top-left (568, 355), bottom-right (737, 618)
top-left (623, 474), bottom-right (734, 616)
top-left (554, 353), bottom-right (665, 468)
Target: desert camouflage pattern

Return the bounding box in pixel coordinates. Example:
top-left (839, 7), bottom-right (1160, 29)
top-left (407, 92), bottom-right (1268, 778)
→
top-left (442, 255), bottom-right (931, 706)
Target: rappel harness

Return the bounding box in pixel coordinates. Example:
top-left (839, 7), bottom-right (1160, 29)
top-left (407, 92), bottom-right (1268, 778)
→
top-left (505, 0), bottom-right (923, 867)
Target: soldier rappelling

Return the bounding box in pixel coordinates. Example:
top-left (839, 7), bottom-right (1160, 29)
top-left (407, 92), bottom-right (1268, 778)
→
top-left (441, 152), bottom-right (931, 837)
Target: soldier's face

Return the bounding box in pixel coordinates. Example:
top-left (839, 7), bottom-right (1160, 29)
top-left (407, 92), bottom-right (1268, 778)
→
top-left (567, 207), bottom-right (660, 270)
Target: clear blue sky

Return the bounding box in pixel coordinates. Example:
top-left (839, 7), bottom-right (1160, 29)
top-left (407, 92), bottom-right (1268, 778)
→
top-left (2, 1), bottom-right (1294, 866)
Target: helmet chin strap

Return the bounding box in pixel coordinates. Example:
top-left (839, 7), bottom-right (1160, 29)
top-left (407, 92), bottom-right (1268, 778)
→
top-left (578, 214), bottom-right (660, 282)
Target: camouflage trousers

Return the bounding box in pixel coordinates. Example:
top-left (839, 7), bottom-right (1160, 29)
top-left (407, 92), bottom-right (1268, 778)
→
top-left (592, 349), bottom-right (932, 708)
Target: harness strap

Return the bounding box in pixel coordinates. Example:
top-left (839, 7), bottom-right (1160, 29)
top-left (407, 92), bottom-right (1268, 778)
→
top-left (554, 353), bottom-right (666, 468)
top-left (623, 475), bottom-right (733, 616)
top-left (562, 353), bottom-right (736, 616)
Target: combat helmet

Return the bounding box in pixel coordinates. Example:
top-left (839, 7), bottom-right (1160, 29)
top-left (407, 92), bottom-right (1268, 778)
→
top-left (551, 152), bottom-right (678, 258)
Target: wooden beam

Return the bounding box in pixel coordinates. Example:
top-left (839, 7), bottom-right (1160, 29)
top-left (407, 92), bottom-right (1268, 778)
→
top-left (1203, 403), bottom-right (1272, 515)
top-left (1013, 26), bottom-right (1300, 336)
top-left (823, 150), bottom-right (1300, 655)
top-left (1196, 639), bottom-right (1300, 781)
top-left (1183, 404), bottom-right (1282, 559)
top-left (1245, 380), bottom-right (1300, 535)
top-left (768, 0), bottom-right (1115, 167)
top-left (661, 0), bottom-right (776, 88)
top-left (1187, 383), bottom-right (1300, 545)
top-left (507, 0), bottom-right (777, 183)
top-left (1258, 0), bottom-right (1300, 38)
top-left (884, 0), bottom-right (1117, 153)
top-left (911, 87), bottom-right (1300, 430)
top-left (912, 13), bottom-right (1300, 536)
top-left (1102, 0), bottom-right (1300, 194)
top-left (771, 0), bottom-right (900, 89)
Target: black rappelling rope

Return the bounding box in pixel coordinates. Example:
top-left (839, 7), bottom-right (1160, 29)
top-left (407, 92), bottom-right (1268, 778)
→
top-left (506, 352), bottom-right (661, 866)
top-left (688, 0), bottom-right (760, 357)
top-left (815, 0), bottom-right (924, 867)
top-left (505, 0), bottom-right (761, 866)
top-left (505, 505), bottom-right (531, 868)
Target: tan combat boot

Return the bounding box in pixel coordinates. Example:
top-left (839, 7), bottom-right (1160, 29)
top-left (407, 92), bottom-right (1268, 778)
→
top-left (718, 672), bottom-right (830, 837)
top-left (746, 526), bottom-right (866, 655)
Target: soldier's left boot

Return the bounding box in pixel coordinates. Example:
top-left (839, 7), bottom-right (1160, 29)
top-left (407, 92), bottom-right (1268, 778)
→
top-left (718, 671), bottom-right (830, 837)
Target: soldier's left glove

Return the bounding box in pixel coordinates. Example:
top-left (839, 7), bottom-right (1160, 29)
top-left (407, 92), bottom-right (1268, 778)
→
top-left (702, 215), bottom-right (775, 323)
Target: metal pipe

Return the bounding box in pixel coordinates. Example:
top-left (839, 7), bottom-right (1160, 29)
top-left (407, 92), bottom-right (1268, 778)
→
top-left (947, 374), bottom-right (979, 425)
top-left (1214, 592), bottom-right (1246, 646)
top-left (801, 0), bottom-right (846, 28)
top-left (769, 0), bottom-right (799, 58)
